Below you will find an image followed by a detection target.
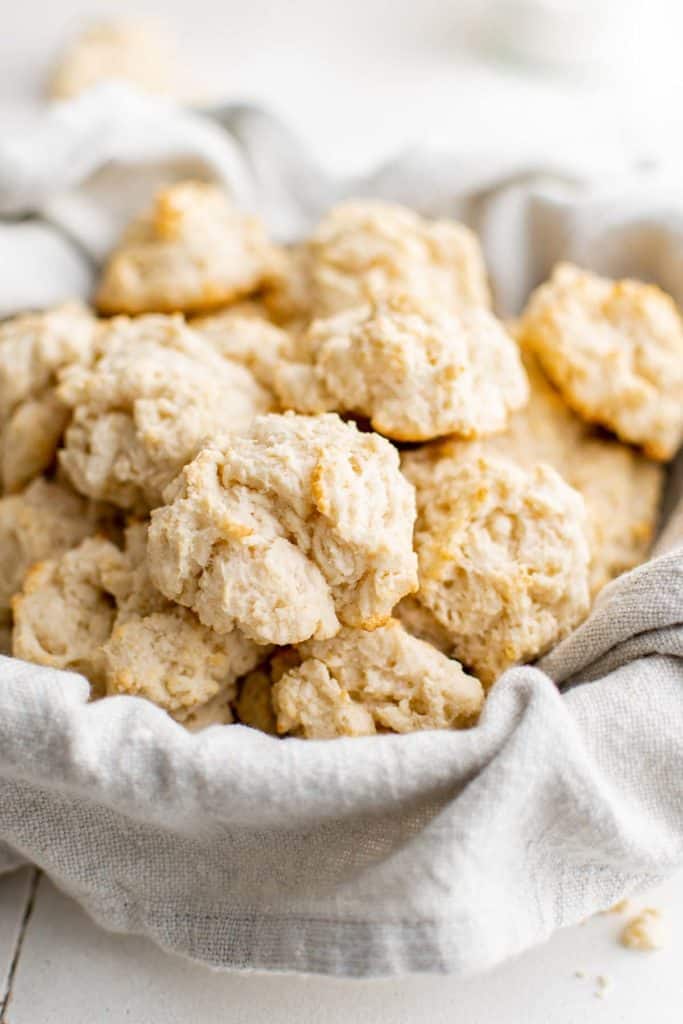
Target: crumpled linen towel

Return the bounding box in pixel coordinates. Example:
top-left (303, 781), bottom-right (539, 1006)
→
top-left (0, 85), bottom-right (681, 978)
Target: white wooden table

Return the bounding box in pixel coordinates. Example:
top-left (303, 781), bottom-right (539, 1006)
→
top-left (2, 1), bottom-right (683, 1019)
top-left (1, 869), bottom-right (681, 1022)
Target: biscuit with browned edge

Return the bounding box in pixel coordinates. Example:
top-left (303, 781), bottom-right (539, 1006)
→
top-left (403, 450), bottom-right (591, 685)
top-left (275, 295), bottom-right (528, 441)
top-left (519, 263), bottom-right (683, 461)
top-left (58, 314), bottom-right (271, 511)
top-left (0, 303), bottom-right (97, 492)
top-left (96, 182), bottom-right (281, 316)
top-left (306, 200), bottom-right (490, 317)
top-left (148, 412), bottom-right (418, 646)
top-left (270, 620), bottom-right (483, 738)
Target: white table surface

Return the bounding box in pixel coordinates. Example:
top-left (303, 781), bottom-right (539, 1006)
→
top-left (1, 2), bottom-right (683, 1020)
top-left (0, 868), bottom-right (681, 1022)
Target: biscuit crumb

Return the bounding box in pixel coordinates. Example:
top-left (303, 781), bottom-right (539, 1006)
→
top-left (620, 908), bottom-right (667, 951)
top-left (594, 974), bottom-right (613, 999)
top-left (604, 898), bottom-right (631, 915)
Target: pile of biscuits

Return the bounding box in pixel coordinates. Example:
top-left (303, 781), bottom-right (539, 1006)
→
top-left (2, 181), bottom-right (680, 739)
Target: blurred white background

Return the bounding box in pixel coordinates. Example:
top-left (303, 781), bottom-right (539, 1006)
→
top-left (2, 0), bottom-right (683, 174)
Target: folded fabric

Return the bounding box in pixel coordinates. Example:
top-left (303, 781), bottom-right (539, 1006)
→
top-left (0, 86), bottom-right (681, 977)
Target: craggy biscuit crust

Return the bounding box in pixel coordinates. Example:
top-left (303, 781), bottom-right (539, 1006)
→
top-left (306, 200), bottom-right (491, 317)
top-left (100, 522), bottom-right (266, 721)
top-left (58, 314), bottom-right (271, 511)
top-left (12, 519), bottom-right (266, 720)
top-left (192, 306), bottom-right (293, 392)
top-left (262, 245), bottom-right (314, 325)
top-left (0, 303), bottom-right (97, 492)
top-left (443, 352), bottom-right (664, 595)
top-left (271, 620), bottom-right (484, 738)
top-left (0, 477), bottom-right (108, 623)
top-left (519, 263), bottom-right (683, 461)
top-left (12, 536), bottom-right (121, 693)
top-left (103, 606), bottom-right (261, 721)
top-left (96, 182), bottom-right (281, 316)
top-left (393, 594), bottom-right (454, 655)
top-left (403, 450), bottom-right (591, 685)
top-left (563, 436), bottom-right (663, 595)
top-left (275, 296), bottom-right (528, 441)
top-left (148, 412), bottom-right (418, 645)
top-left (3, 215), bottom-right (677, 737)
